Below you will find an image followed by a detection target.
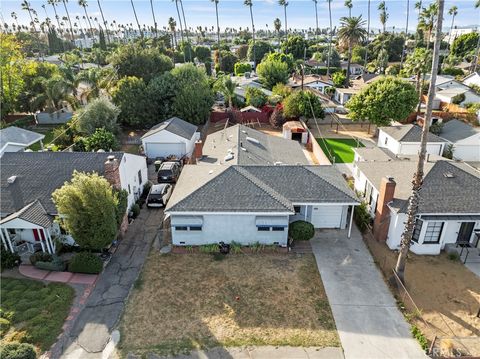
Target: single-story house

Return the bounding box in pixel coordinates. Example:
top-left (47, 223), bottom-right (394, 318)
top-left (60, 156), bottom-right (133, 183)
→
top-left (462, 71), bottom-right (480, 88)
top-left (195, 124), bottom-right (310, 165)
top-left (435, 87), bottom-right (480, 106)
top-left (341, 62), bottom-right (364, 76)
top-left (334, 87), bottom-right (358, 105)
top-left (141, 117), bottom-right (199, 159)
top-left (439, 119), bottom-right (480, 162)
top-left (0, 152), bottom-right (147, 255)
top-left (232, 75), bottom-right (273, 102)
top-left (0, 126), bottom-right (45, 157)
top-left (354, 159), bottom-right (480, 255)
top-left (165, 164), bottom-right (359, 246)
top-left (289, 74), bottom-right (334, 94)
top-left (377, 124), bottom-right (447, 156)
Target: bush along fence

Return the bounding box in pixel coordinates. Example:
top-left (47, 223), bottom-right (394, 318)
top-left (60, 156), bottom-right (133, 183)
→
top-left (172, 242), bottom-right (289, 254)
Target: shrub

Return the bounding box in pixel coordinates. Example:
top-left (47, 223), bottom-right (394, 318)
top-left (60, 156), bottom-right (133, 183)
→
top-left (0, 342), bottom-right (37, 359)
top-left (289, 221), bottom-right (315, 241)
top-left (35, 255), bottom-right (65, 272)
top-left (354, 202), bottom-right (372, 233)
top-left (131, 204), bottom-right (140, 218)
top-left (451, 93), bottom-right (465, 105)
top-left (429, 122), bottom-right (444, 135)
top-left (234, 62), bottom-right (252, 76)
top-left (270, 106), bottom-right (286, 128)
top-left (411, 325), bottom-right (429, 351)
top-left (1, 250), bottom-right (21, 271)
top-left (199, 244), bottom-right (219, 253)
top-left (441, 67), bottom-right (464, 77)
top-left (0, 317), bottom-right (11, 336)
top-left (68, 252), bottom-right (103, 274)
top-left (29, 252), bottom-right (53, 265)
top-left (448, 252), bottom-right (459, 261)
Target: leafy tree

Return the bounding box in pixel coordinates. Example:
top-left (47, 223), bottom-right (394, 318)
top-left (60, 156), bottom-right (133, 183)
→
top-left (283, 90), bottom-right (324, 121)
top-left (270, 105), bottom-right (286, 128)
top-left (450, 32), bottom-right (479, 60)
top-left (170, 64), bottom-right (214, 124)
top-left (108, 43), bottom-right (173, 83)
top-left (84, 128), bottom-right (119, 151)
top-left (52, 171), bottom-right (118, 251)
top-left (281, 35), bottom-right (308, 59)
top-left (235, 44), bottom-right (249, 60)
top-left (320, 47), bottom-right (341, 68)
top-left (351, 45), bottom-right (366, 65)
top-left (111, 76), bottom-right (149, 127)
top-left (195, 46), bottom-right (211, 62)
top-left (332, 72), bottom-right (346, 87)
top-left (264, 52), bottom-right (295, 72)
top-left (385, 64), bottom-right (401, 75)
top-left (218, 50), bottom-right (238, 73)
top-left (245, 87), bottom-right (268, 108)
top-left (272, 83), bottom-right (292, 99)
top-left (256, 58), bottom-right (289, 89)
top-left (234, 62), bottom-right (252, 76)
top-left (367, 33), bottom-right (405, 62)
top-left (441, 67), bottom-right (464, 76)
top-left (145, 72), bottom-right (177, 125)
top-left (247, 40), bottom-right (273, 62)
top-left (1, 34), bottom-right (26, 117)
top-left (76, 97), bottom-right (120, 135)
top-left (346, 76), bottom-right (417, 126)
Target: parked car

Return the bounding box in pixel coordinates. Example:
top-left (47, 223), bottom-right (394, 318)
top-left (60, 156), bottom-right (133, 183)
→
top-left (157, 161), bottom-right (181, 183)
top-left (146, 184), bottom-right (173, 208)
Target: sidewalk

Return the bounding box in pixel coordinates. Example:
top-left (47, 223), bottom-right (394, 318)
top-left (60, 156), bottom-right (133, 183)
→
top-left (19, 264), bottom-right (97, 285)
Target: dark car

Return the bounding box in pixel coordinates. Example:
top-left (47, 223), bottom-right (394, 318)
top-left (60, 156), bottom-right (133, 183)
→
top-left (146, 184), bottom-right (173, 208)
top-left (157, 161), bottom-right (181, 183)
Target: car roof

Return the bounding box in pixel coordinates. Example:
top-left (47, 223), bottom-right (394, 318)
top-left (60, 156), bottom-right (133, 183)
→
top-left (160, 162), bottom-right (178, 169)
top-left (151, 183), bottom-right (169, 193)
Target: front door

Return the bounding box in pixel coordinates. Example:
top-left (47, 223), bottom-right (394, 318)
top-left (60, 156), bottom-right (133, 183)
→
top-left (457, 222), bottom-right (474, 245)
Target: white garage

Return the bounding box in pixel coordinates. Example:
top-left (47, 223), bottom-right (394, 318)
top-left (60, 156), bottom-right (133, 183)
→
top-left (310, 205), bottom-right (344, 228)
top-left (439, 120), bottom-right (480, 162)
top-left (141, 117), bottom-right (199, 159)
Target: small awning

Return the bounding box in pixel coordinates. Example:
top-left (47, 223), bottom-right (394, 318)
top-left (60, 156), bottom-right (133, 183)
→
top-left (420, 215), bottom-right (480, 221)
top-left (255, 216), bottom-right (288, 227)
top-left (171, 216), bottom-right (203, 226)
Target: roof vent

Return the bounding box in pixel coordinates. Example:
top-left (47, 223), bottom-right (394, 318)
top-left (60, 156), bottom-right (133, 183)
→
top-left (224, 153), bottom-right (234, 161)
top-left (107, 155), bottom-right (116, 161)
top-left (246, 136), bottom-right (260, 145)
top-left (7, 176), bottom-right (17, 184)
top-left (443, 172), bottom-right (455, 178)
top-left (274, 161), bottom-right (283, 166)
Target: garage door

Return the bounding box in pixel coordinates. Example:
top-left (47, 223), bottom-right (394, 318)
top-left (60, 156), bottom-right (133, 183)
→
top-left (145, 142), bottom-right (186, 159)
top-left (310, 205), bottom-right (343, 228)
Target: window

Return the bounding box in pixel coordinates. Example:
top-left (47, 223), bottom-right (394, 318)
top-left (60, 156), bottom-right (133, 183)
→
top-left (257, 227), bottom-right (270, 231)
top-left (272, 226), bottom-right (285, 231)
top-left (423, 222), bottom-right (444, 244)
top-left (138, 170), bottom-right (142, 184)
top-left (384, 137), bottom-right (388, 145)
top-left (412, 219), bottom-right (423, 243)
top-left (175, 226), bottom-right (188, 231)
top-left (189, 226), bottom-right (202, 231)
top-left (294, 206), bottom-right (301, 214)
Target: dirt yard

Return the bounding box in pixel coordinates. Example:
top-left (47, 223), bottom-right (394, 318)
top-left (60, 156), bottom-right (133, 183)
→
top-left (120, 253), bottom-right (339, 356)
top-left (364, 234), bottom-right (480, 355)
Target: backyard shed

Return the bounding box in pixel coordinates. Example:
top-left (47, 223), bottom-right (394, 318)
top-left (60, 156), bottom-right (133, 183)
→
top-left (282, 121), bottom-right (308, 144)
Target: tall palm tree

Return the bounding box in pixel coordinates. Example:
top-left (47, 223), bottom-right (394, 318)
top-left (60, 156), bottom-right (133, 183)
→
top-left (173, 0), bottom-right (185, 45)
top-left (244, 0), bottom-right (256, 69)
top-left (97, 0), bottom-right (110, 42)
top-left (326, 0), bottom-right (333, 76)
top-left (344, 0), bottom-right (353, 18)
top-left (59, 0), bottom-right (75, 42)
top-left (274, 17), bottom-right (282, 46)
top-left (47, 0), bottom-right (62, 34)
top-left (395, 0), bottom-right (444, 283)
top-left (447, 6), bottom-right (458, 49)
top-left (418, 3), bottom-right (438, 50)
top-left (211, 0), bottom-right (220, 48)
top-left (414, 0), bottom-right (423, 46)
top-left (337, 16), bottom-right (367, 86)
top-left (278, 0), bottom-right (288, 43)
top-left (400, 0), bottom-right (410, 68)
top-left (21, 1), bottom-right (38, 33)
top-left (312, 0), bottom-right (319, 39)
top-left (214, 75), bottom-right (237, 109)
top-left (149, 0), bottom-right (158, 37)
top-left (168, 17), bottom-right (177, 48)
top-left (11, 12), bottom-right (19, 29)
top-left (378, 1), bottom-right (388, 33)
top-left (363, 0), bottom-right (371, 67)
top-left (179, 0), bottom-right (192, 61)
top-left (130, 0), bottom-right (143, 38)
top-left (79, 0), bottom-right (94, 38)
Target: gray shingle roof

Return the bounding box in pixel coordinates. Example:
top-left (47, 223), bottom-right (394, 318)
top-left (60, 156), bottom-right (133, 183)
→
top-left (141, 117), bottom-right (198, 140)
top-left (1, 152), bottom-right (124, 216)
top-left (439, 119), bottom-right (480, 143)
top-left (166, 164), bottom-right (358, 213)
top-left (0, 126), bottom-right (45, 149)
top-left (379, 124), bottom-right (446, 143)
top-left (0, 200), bottom-right (52, 228)
top-left (199, 124), bottom-right (309, 166)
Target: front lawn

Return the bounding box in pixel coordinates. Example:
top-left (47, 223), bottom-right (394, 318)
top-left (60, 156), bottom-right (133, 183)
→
top-left (0, 278), bottom-right (75, 352)
top-left (316, 138), bottom-right (364, 163)
top-left (120, 253), bottom-right (339, 356)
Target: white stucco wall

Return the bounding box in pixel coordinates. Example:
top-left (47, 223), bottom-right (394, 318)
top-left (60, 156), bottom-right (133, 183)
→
top-left (377, 131), bottom-right (401, 154)
top-left (142, 130), bottom-right (197, 159)
top-left (378, 130), bottom-right (445, 156)
top-left (119, 153), bottom-right (148, 209)
top-left (451, 134), bottom-right (480, 161)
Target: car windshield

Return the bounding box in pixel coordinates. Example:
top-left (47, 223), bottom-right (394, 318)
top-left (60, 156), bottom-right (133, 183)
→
top-left (148, 194), bottom-right (163, 200)
top-left (158, 170), bottom-right (172, 176)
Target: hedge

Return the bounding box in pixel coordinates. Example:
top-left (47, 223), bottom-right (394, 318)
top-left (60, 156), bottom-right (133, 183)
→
top-left (0, 342), bottom-right (36, 359)
top-left (29, 252), bottom-right (53, 265)
top-left (68, 252), bottom-right (103, 274)
top-left (1, 250), bottom-right (20, 271)
top-left (289, 220), bottom-right (315, 241)
top-left (35, 256), bottom-right (66, 272)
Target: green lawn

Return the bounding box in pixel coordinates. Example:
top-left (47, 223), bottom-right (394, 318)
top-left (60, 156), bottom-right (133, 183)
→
top-left (29, 126), bottom-right (58, 151)
top-left (316, 138), bottom-right (365, 163)
top-left (0, 278), bottom-right (75, 352)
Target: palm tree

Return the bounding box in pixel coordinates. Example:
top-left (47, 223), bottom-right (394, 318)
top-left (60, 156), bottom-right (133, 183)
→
top-left (278, 0), bottom-right (288, 43)
top-left (400, 0), bottom-right (410, 68)
top-left (274, 18), bottom-right (282, 46)
top-left (149, 0), bottom-right (158, 37)
top-left (447, 6), bottom-right (458, 49)
top-left (363, 0), bottom-right (371, 67)
top-left (244, 0), bottom-right (256, 69)
top-left (344, 0), bottom-right (353, 18)
top-left (172, 0), bottom-right (185, 45)
top-left (312, 0), bottom-right (319, 39)
top-left (168, 17), bottom-right (177, 48)
top-left (326, 0), bottom-right (333, 76)
top-left (11, 12), bottom-right (19, 29)
top-left (211, 0), bottom-right (220, 48)
top-left (378, 1), bottom-right (388, 33)
top-left (395, 0), bottom-right (444, 283)
top-left (97, 0), bottom-right (110, 42)
top-left (418, 3), bottom-right (438, 50)
top-left (60, 0), bottom-right (75, 42)
top-left (337, 16), bottom-right (367, 86)
top-left (32, 76), bottom-right (77, 113)
top-left (404, 48), bottom-right (431, 96)
top-left (130, 0), bottom-right (143, 38)
top-left (178, 0), bottom-right (192, 61)
top-left (47, 0), bottom-right (62, 34)
top-left (214, 75), bottom-right (237, 109)
top-left (79, 0), bottom-right (94, 38)
top-left (21, 1), bottom-right (37, 33)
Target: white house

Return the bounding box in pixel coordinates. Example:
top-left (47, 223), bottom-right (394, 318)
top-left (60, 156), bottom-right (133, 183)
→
top-left (377, 124), bottom-right (447, 156)
top-left (0, 151), bottom-right (148, 255)
top-left (463, 72), bottom-right (480, 88)
top-left (141, 117), bottom-right (199, 159)
top-left (341, 62), bottom-right (364, 76)
top-left (289, 74), bottom-right (334, 94)
top-left (0, 126), bottom-right (45, 157)
top-left (165, 165), bottom-right (359, 246)
top-left (354, 159), bottom-right (480, 255)
top-left (439, 119), bottom-right (480, 162)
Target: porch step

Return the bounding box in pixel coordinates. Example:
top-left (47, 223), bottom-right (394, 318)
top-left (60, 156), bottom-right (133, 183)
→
top-left (291, 241), bottom-right (312, 254)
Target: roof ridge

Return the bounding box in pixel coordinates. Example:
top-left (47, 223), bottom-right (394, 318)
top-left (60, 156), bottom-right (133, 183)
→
top-left (303, 166), bottom-right (358, 201)
top-left (234, 166), bottom-right (294, 211)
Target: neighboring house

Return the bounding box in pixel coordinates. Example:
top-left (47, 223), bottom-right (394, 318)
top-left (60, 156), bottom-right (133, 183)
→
top-left (195, 124), bottom-right (310, 165)
top-left (232, 75), bottom-right (273, 102)
top-left (0, 152), bottom-right (147, 255)
top-left (462, 72), bottom-right (480, 88)
top-left (334, 74), bottom-right (379, 105)
top-left (377, 124), bottom-right (447, 156)
top-left (341, 62), bottom-right (364, 76)
top-left (289, 74), bottom-right (334, 94)
top-left (435, 87), bottom-right (480, 106)
top-left (439, 119), bottom-right (480, 161)
top-left (0, 127), bottom-right (45, 157)
top-left (354, 159), bottom-right (480, 255)
top-left (141, 117), bottom-right (199, 159)
top-left (165, 164), bottom-right (359, 246)
top-left (334, 88), bottom-right (358, 105)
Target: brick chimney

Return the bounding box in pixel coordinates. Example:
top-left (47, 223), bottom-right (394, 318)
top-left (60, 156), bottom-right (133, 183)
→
top-left (104, 155), bottom-right (121, 189)
top-left (373, 176), bottom-right (396, 242)
top-left (194, 140), bottom-right (203, 160)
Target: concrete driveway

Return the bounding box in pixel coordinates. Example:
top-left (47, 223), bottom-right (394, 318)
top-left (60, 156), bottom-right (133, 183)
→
top-left (311, 226), bottom-right (427, 359)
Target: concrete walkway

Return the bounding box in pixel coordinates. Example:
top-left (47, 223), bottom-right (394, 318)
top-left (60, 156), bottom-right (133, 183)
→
top-left (58, 209), bottom-right (162, 359)
top-left (19, 264), bottom-right (97, 285)
top-left (311, 226), bottom-right (427, 359)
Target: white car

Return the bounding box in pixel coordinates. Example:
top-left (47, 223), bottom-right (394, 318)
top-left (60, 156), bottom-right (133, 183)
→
top-left (146, 184), bottom-right (173, 208)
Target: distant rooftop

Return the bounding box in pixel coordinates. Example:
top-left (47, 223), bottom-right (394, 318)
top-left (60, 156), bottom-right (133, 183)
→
top-left (142, 117), bottom-right (197, 140)
top-left (0, 126), bottom-right (45, 150)
top-left (379, 124), bottom-right (446, 143)
top-left (440, 119), bottom-right (480, 143)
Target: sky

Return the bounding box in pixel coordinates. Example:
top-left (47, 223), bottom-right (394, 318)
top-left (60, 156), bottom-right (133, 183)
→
top-left (1, 0), bottom-right (479, 33)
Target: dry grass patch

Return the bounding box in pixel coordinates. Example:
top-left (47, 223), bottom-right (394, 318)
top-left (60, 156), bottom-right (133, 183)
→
top-left (120, 252), bottom-right (339, 356)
